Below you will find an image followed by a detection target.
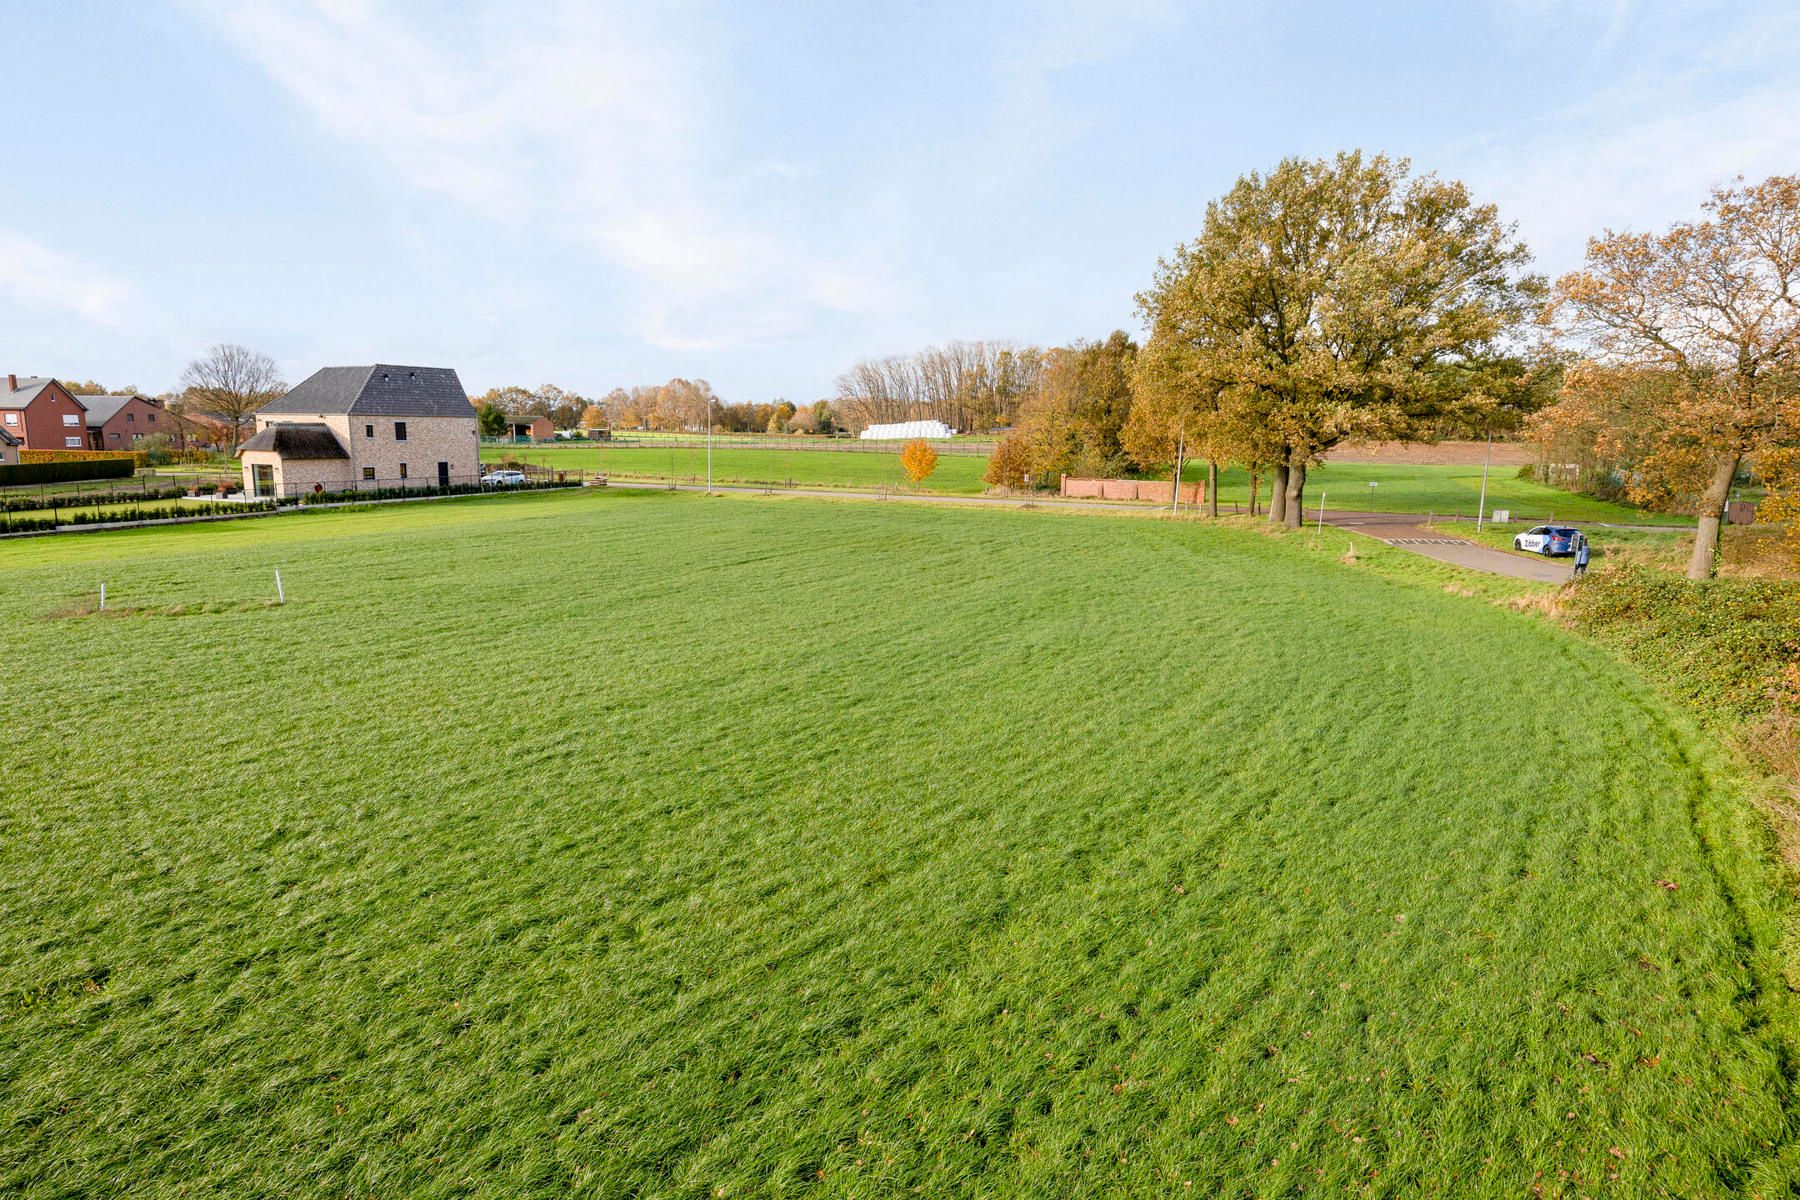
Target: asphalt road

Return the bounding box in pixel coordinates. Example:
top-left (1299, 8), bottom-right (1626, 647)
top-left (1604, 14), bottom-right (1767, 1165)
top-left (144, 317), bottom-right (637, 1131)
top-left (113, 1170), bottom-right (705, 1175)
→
top-left (1315, 510), bottom-right (1575, 583)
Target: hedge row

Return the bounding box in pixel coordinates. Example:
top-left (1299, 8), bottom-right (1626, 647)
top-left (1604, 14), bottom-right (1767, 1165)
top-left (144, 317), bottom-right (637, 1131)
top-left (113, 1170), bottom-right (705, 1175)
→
top-left (1565, 565), bottom-right (1800, 717)
top-left (295, 478), bottom-right (582, 506)
top-left (0, 458), bottom-right (136, 486)
top-left (0, 499), bottom-right (281, 534)
top-left (0, 484), bottom-right (194, 514)
top-left (20, 449), bottom-right (146, 467)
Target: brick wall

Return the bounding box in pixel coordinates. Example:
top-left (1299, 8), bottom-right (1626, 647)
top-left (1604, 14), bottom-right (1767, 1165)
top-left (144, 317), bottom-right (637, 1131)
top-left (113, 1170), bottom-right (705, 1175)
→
top-left (1061, 475), bottom-right (1205, 504)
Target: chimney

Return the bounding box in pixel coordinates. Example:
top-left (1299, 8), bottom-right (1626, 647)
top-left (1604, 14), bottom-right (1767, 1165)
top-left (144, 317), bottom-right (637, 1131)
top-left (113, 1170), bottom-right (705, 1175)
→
top-left (5, 375), bottom-right (14, 393)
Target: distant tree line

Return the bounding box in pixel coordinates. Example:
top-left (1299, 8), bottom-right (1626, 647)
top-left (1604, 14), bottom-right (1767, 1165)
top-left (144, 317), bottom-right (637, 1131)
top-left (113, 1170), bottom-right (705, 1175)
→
top-left (833, 341), bottom-right (1046, 433)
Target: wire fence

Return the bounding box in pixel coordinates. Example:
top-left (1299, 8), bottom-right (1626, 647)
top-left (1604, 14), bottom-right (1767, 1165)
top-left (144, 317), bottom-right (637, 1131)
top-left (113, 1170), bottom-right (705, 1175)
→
top-left (0, 469), bottom-right (241, 509)
top-left (483, 434), bottom-right (998, 456)
top-left (1, 472), bottom-right (587, 534)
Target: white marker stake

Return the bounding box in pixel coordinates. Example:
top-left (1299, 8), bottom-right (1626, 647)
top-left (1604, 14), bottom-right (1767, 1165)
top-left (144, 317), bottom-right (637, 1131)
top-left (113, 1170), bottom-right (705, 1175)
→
top-left (99, 583), bottom-right (106, 611)
top-left (275, 570), bottom-right (285, 604)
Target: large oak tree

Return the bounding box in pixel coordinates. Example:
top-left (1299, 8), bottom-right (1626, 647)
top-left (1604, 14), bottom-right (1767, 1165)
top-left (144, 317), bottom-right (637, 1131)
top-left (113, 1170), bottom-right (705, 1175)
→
top-left (1139, 152), bottom-right (1542, 526)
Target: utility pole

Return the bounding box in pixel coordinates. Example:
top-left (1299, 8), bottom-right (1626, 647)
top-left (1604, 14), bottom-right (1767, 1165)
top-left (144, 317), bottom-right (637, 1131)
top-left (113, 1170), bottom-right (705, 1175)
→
top-left (1475, 428), bottom-right (1493, 532)
top-left (1172, 430), bottom-right (1185, 515)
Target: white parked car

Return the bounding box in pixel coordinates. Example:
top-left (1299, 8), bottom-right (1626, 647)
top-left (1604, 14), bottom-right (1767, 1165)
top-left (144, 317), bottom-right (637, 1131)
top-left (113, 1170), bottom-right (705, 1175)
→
top-left (481, 469), bottom-right (527, 486)
top-left (1513, 525), bottom-right (1581, 556)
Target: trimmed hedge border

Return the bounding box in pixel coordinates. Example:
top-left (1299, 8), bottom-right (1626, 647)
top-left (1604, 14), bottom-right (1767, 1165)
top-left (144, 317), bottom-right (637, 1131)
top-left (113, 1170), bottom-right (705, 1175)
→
top-left (0, 458), bottom-right (136, 486)
top-left (0, 478), bottom-right (585, 537)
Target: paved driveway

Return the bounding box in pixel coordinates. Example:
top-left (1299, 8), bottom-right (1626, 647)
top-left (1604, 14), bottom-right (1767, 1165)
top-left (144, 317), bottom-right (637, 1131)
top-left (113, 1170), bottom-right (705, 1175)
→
top-left (1319, 510), bottom-right (1574, 583)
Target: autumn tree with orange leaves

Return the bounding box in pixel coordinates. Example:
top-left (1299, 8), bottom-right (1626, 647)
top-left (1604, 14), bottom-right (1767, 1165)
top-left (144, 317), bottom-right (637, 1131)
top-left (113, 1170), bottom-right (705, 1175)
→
top-left (900, 439), bottom-right (939, 487)
top-left (1545, 175), bottom-right (1800, 579)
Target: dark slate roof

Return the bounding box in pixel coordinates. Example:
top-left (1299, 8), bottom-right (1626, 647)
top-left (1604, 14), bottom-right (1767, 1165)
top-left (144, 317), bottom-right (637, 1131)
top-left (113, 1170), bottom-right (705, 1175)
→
top-left (79, 394), bottom-right (140, 426)
top-left (259, 364), bottom-right (471, 419)
top-left (237, 422), bottom-right (349, 460)
top-left (3, 377), bottom-right (84, 410)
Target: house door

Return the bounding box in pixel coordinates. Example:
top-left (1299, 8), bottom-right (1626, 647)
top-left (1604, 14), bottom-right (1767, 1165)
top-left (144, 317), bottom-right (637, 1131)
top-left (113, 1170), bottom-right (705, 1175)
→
top-left (437, 461), bottom-right (450, 488)
top-left (252, 464), bottom-right (275, 498)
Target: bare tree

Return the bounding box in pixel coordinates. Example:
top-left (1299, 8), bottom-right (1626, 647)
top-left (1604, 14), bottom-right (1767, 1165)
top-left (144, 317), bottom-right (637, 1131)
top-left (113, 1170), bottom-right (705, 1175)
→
top-left (834, 339), bottom-right (1036, 433)
top-left (180, 345), bottom-right (285, 452)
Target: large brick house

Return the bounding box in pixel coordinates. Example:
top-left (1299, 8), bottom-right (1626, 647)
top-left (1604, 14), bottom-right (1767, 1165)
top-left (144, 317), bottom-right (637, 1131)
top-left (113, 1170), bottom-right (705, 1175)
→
top-left (82, 393), bottom-right (166, 450)
top-left (238, 364), bottom-right (480, 498)
top-left (1, 375), bottom-right (89, 450)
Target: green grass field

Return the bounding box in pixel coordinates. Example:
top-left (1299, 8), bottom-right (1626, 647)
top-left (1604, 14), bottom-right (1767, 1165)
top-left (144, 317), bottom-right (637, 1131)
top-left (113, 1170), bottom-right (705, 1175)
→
top-left (483, 444), bottom-right (1673, 523)
top-left (488, 442), bottom-right (994, 494)
top-left (2, 491), bottom-right (1793, 1196)
top-left (1189, 462), bottom-right (1678, 524)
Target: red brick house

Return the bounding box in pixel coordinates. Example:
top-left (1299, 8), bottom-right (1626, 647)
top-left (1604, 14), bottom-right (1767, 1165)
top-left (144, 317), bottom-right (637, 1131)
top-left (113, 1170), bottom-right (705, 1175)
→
top-left (82, 393), bottom-right (165, 450)
top-left (1, 376), bottom-right (89, 450)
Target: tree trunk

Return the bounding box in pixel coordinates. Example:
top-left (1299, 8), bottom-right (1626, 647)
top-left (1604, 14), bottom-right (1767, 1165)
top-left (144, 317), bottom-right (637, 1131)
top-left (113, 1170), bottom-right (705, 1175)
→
top-left (1284, 459), bottom-right (1306, 529)
top-left (1686, 453), bottom-right (1739, 580)
top-left (1207, 460), bottom-right (1219, 518)
top-left (1248, 468), bottom-right (1260, 515)
top-left (1268, 463), bottom-right (1289, 524)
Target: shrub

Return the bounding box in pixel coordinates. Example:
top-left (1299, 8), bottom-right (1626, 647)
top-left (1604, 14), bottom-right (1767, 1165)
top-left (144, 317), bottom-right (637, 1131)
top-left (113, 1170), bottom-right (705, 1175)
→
top-left (984, 434), bottom-right (1031, 489)
top-left (0, 458), bottom-right (136, 486)
top-left (20, 449), bottom-right (146, 468)
top-left (0, 485), bottom-right (191, 513)
top-left (1565, 566), bottom-right (1800, 717)
top-left (900, 439), bottom-right (939, 486)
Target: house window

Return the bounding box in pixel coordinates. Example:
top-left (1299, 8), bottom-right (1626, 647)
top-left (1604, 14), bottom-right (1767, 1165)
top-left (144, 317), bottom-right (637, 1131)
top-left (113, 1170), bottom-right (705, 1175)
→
top-left (362, 466), bottom-right (376, 480)
top-left (127, 412), bottom-right (136, 423)
top-left (109, 432), bottom-right (120, 441)
top-left (3, 412), bottom-right (16, 424)
top-left (365, 424), bottom-right (375, 438)
top-left (395, 421), bottom-right (407, 441)
top-left (147, 413), bottom-right (156, 423)
top-left (62, 413), bottom-right (79, 426)
top-left (64, 436), bottom-right (82, 447)
top-left (399, 462), bottom-right (408, 479)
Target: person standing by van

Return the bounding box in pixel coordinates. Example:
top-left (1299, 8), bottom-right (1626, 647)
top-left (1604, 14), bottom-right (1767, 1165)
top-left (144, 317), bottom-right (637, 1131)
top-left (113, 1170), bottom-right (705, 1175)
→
top-left (1573, 534), bottom-right (1591, 579)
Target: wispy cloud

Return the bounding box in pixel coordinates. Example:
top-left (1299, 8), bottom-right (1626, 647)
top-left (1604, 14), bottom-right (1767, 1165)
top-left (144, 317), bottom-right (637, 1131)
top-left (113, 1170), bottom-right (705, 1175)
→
top-left (186, 0), bottom-right (881, 350)
top-left (1452, 5), bottom-right (1800, 273)
top-left (0, 230), bottom-right (133, 326)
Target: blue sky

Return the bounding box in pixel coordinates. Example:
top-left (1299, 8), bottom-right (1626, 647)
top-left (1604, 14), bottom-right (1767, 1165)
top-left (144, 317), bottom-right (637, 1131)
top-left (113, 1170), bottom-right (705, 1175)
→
top-left (4, 1), bottom-right (1798, 402)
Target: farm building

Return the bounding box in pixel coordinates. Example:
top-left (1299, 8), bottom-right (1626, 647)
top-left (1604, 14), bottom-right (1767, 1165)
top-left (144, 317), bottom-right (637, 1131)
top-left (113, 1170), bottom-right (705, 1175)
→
top-left (504, 414), bottom-right (555, 442)
top-left (81, 393), bottom-right (165, 450)
top-left (1, 375), bottom-right (89, 450)
top-left (859, 419), bottom-right (956, 440)
top-left (238, 364), bottom-right (479, 498)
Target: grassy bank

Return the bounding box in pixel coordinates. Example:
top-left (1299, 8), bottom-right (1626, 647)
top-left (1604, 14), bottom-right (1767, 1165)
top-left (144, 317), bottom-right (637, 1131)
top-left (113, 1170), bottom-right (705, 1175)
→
top-left (2, 490), bottom-right (1793, 1195)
